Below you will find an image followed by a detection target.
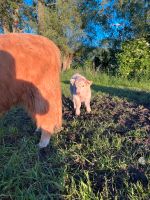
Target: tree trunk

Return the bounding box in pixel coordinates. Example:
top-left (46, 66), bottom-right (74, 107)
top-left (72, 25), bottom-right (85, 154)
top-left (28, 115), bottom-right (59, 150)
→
top-left (3, 24), bottom-right (10, 34)
top-left (12, 8), bottom-right (20, 33)
top-left (2, 8), bottom-right (19, 34)
top-left (119, 0), bottom-right (123, 7)
top-left (2, 18), bottom-right (11, 34)
top-left (38, 0), bottom-right (45, 35)
top-left (62, 53), bottom-right (73, 71)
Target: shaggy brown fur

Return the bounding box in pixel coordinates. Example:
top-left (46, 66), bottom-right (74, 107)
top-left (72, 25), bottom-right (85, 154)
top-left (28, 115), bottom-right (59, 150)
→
top-left (0, 33), bottom-right (62, 147)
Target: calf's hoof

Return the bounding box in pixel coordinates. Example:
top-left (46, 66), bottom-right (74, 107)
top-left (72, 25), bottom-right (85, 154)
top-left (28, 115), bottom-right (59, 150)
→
top-left (75, 110), bottom-right (80, 116)
top-left (87, 108), bottom-right (91, 113)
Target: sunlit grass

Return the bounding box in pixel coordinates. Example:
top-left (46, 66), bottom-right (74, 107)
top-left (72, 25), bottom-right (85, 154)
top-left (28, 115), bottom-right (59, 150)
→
top-left (61, 68), bottom-right (150, 106)
top-left (61, 68), bottom-right (150, 93)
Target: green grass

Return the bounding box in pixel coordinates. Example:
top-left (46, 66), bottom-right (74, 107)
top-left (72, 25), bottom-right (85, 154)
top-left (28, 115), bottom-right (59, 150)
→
top-left (61, 68), bottom-right (150, 106)
top-left (0, 69), bottom-right (150, 200)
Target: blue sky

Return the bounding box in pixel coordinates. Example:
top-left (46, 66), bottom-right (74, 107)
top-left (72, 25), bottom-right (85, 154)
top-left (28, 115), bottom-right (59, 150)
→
top-left (24, 0), bottom-right (33, 6)
top-left (82, 0), bottom-right (131, 47)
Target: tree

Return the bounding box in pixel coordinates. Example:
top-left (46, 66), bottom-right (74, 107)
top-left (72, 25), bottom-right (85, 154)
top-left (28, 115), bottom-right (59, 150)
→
top-left (72, 0), bottom-right (150, 72)
top-left (78, 0), bottom-right (149, 49)
top-left (114, 0), bottom-right (149, 38)
top-left (41, 0), bottom-right (84, 70)
top-left (0, 0), bottom-right (23, 33)
top-left (37, 0), bottom-right (45, 34)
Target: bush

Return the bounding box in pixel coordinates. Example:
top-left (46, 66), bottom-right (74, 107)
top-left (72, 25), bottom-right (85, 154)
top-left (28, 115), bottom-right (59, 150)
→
top-left (117, 38), bottom-right (150, 80)
top-left (89, 48), bottom-right (119, 75)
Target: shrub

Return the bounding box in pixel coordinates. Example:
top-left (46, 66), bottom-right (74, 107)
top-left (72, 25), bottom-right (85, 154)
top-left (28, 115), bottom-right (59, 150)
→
top-left (88, 48), bottom-right (117, 74)
top-left (117, 38), bottom-right (150, 80)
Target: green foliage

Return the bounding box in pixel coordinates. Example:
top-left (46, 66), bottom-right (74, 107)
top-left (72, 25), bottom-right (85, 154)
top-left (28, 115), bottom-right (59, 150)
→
top-left (118, 0), bottom-right (150, 38)
top-left (43, 0), bottom-right (84, 55)
top-left (0, 0), bottom-right (21, 18)
top-left (83, 0), bottom-right (150, 49)
top-left (117, 38), bottom-right (150, 79)
top-left (88, 48), bottom-right (118, 74)
top-left (71, 43), bottom-right (120, 73)
top-left (0, 0), bottom-right (22, 32)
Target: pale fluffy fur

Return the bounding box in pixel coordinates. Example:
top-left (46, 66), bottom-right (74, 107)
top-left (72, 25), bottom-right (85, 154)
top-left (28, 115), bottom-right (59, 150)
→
top-left (70, 73), bottom-right (92, 116)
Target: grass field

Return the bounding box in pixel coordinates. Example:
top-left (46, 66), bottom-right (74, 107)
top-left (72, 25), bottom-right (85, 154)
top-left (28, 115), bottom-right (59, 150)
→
top-left (0, 69), bottom-right (150, 200)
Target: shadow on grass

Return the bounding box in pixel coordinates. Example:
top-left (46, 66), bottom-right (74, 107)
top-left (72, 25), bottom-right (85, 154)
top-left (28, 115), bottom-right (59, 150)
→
top-left (62, 80), bottom-right (150, 108)
top-left (62, 80), bottom-right (70, 85)
top-left (90, 166), bottom-right (148, 196)
top-left (92, 84), bottom-right (150, 108)
top-left (0, 107), bottom-right (65, 200)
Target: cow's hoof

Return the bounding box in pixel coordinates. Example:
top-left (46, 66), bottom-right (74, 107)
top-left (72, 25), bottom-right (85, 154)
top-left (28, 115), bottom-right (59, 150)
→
top-left (38, 133), bottom-right (51, 148)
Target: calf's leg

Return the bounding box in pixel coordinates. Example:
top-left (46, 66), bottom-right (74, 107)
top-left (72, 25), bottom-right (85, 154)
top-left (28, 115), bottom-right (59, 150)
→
top-left (85, 100), bottom-right (91, 113)
top-left (74, 97), bottom-right (81, 116)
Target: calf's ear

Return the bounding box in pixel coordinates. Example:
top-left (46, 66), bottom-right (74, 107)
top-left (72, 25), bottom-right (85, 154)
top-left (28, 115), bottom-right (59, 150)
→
top-left (86, 80), bottom-right (93, 85)
top-left (70, 79), bottom-right (75, 85)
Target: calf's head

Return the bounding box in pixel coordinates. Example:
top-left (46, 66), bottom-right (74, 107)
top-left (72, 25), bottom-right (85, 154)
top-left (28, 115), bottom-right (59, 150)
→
top-left (70, 78), bottom-right (92, 95)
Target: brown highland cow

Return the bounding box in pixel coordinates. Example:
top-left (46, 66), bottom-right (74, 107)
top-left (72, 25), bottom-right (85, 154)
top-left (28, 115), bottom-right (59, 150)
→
top-left (0, 33), bottom-right (62, 148)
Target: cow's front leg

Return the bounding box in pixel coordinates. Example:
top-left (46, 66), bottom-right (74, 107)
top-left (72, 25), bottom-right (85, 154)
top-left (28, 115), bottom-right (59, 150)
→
top-left (38, 129), bottom-right (51, 148)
